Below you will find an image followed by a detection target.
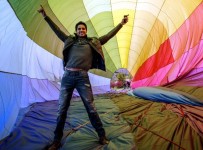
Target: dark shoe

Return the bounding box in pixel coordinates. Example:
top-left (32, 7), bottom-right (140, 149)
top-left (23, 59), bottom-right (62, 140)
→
top-left (99, 136), bottom-right (109, 145)
top-left (48, 141), bottom-right (61, 150)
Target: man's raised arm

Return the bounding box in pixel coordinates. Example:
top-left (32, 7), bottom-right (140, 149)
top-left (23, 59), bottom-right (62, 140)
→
top-left (99, 15), bottom-right (129, 45)
top-left (37, 5), bottom-right (67, 42)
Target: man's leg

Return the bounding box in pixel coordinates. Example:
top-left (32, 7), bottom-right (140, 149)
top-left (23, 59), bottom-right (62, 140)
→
top-left (54, 87), bottom-right (74, 141)
top-left (76, 71), bottom-right (109, 145)
top-left (48, 71), bottom-right (75, 150)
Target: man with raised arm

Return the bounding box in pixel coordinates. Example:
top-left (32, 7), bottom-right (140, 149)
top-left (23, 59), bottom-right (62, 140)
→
top-left (38, 5), bottom-right (128, 150)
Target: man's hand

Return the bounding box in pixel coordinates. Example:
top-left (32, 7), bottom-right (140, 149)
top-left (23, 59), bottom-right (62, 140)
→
top-left (38, 5), bottom-right (47, 18)
top-left (121, 14), bottom-right (129, 25)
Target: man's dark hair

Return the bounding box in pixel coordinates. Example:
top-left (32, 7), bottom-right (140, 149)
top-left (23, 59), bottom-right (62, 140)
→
top-left (75, 21), bottom-right (87, 31)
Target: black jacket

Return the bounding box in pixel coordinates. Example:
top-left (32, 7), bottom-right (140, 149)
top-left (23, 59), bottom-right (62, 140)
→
top-left (44, 16), bottom-right (123, 71)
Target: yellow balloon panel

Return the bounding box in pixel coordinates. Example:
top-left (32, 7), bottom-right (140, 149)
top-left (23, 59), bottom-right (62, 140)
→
top-left (112, 10), bottom-right (134, 68)
top-left (90, 12), bottom-right (122, 71)
top-left (128, 11), bottom-right (158, 74)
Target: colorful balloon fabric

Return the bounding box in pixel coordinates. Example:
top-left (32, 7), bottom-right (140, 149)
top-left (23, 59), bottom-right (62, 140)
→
top-left (0, 0), bottom-right (203, 148)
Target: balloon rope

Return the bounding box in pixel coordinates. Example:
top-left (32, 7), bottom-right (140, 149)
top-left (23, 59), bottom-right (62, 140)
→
top-left (63, 108), bottom-right (116, 138)
top-left (137, 125), bottom-right (186, 150)
top-left (115, 100), bottom-right (187, 150)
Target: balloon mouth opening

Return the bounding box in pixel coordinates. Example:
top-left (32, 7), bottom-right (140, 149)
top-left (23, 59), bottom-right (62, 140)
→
top-left (110, 68), bottom-right (132, 90)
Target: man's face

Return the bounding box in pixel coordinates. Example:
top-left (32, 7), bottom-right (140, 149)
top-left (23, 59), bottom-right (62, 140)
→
top-left (76, 24), bottom-right (87, 37)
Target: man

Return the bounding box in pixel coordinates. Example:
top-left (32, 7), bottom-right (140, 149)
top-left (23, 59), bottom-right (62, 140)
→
top-left (38, 5), bottom-right (128, 150)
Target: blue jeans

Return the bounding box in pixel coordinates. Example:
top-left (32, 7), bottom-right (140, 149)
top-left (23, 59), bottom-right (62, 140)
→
top-left (54, 70), bottom-right (105, 141)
